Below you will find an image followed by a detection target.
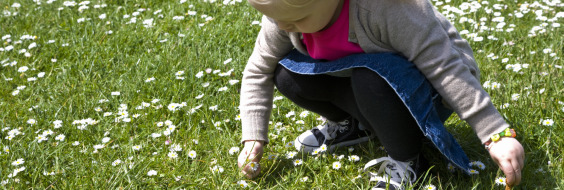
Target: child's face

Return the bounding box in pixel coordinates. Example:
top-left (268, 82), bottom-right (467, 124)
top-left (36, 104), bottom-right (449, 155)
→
top-left (249, 0), bottom-right (342, 33)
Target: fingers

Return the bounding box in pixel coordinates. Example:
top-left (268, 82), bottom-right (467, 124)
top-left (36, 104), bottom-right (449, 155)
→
top-left (516, 147), bottom-right (524, 186)
top-left (517, 145), bottom-right (525, 170)
top-left (512, 140), bottom-right (525, 186)
top-left (497, 157), bottom-right (522, 187)
top-left (489, 138), bottom-right (525, 187)
top-left (511, 161), bottom-right (521, 186)
top-left (244, 150), bottom-right (262, 178)
top-left (237, 144), bottom-right (263, 179)
top-left (237, 149), bottom-right (247, 168)
top-left (500, 160), bottom-right (521, 187)
top-left (238, 150), bottom-right (254, 178)
top-left (498, 160), bottom-right (516, 187)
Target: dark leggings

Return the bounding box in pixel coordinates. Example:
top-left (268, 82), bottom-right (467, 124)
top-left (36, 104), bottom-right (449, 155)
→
top-left (273, 65), bottom-right (424, 161)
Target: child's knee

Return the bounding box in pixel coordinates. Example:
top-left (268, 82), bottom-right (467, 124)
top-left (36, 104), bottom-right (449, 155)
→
top-left (351, 68), bottom-right (392, 94)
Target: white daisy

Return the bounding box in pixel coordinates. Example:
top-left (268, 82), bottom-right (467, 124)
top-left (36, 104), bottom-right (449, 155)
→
top-left (55, 134), bottom-right (65, 141)
top-left (424, 184), bottom-right (437, 190)
top-left (541, 119), bottom-right (554, 126)
top-left (168, 152), bottom-right (178, 159)
top-left (11, 158), bottom-right (24, 166)
top-left (188, 150), bottom-right (197, 159)
top-left (132, 145), bottom-right (142, 151)
top-left (348, 155), bottom-right (360, 162)
top-left (212, 165), bottom-right (224, 173)
top-left (248, 161), bottom-right (259, 171)
top-left (332, 161), bottom-right (342, 170)
top-left (495, 177), bottom-right (506, 186)
top-left (237, 180), bottom-right (248, 188)
top-left (147, 170), bottom-right (157, 176)
top-left (18, 66), bottom-right (29, 72)
top-left (112, 159), bottom-right (122, 166)
top-left (286, 151), bottom-right (297, 159)
top-left (229, 147), bottom-right (240, 155)
top-left (170, 144), bottom-right (182, 152)
top-left (319, 144), bottom-right (328, 152)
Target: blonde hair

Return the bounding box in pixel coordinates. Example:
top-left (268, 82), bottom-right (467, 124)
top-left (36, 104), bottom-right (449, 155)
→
top-left (248, 0), bottom-right (316, 8)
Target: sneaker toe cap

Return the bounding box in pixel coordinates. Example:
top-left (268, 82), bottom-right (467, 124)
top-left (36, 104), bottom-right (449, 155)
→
top-left (294, 130), bottom-right (323, 151)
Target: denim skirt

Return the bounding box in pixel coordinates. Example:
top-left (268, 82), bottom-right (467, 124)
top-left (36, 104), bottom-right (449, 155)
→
top-left (279, 49), bottom-right (472, 174)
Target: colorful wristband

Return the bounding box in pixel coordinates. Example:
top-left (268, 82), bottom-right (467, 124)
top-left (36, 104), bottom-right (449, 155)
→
top-left (484, 128), bottom-right (516, 150)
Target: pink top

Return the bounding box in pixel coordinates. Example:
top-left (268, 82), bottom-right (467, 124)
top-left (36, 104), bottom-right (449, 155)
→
top-left (302, 0), bottom-right (364, 61)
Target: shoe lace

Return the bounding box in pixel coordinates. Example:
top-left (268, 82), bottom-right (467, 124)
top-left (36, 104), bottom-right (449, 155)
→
top-left (364, 156), bottom-right (416, 188)
top-left (318, 119), bottom-right (350, 141)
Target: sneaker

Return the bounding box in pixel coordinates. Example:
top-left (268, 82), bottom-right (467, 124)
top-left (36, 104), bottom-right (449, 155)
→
top-left (363, 156), bottom-right (420, 190)
top-left (294, 117), bottom-right (373, 153)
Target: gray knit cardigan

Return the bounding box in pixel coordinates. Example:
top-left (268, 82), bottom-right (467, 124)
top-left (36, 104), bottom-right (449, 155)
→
top-left (239, 0), bottom-right (509, 144)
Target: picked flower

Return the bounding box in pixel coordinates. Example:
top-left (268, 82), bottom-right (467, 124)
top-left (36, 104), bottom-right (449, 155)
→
top-left (248, 161), bottom-right (259, 171)
top-left (495, 177), bottom-right (506, 186)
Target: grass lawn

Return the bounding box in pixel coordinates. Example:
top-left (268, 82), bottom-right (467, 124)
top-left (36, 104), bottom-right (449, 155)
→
top-left (0, 0), bottom-right (562, 189)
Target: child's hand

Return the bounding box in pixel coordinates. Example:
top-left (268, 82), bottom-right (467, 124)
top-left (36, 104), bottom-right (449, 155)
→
top-left (238, 140), bottom-right (264, 178)
top-left (488, 137), bottom-right (524, 187)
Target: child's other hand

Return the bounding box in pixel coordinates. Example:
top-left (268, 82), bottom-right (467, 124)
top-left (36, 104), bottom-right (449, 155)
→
top-left (238, 140), bottom-right (264, 178)
top-left (488, 137), bottom-right (524, 187)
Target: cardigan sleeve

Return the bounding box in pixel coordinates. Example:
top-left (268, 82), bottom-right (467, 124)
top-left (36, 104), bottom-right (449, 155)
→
top-left (365, 0), bottom-right (509, 143)
top-left (239, 16), bottom-right (294, 144)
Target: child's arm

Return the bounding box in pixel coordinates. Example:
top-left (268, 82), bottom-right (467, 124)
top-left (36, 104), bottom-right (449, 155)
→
top-left (239, 16), bottom-right (294, 144)
top-left (238, 16), bottom-right (294, 178)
